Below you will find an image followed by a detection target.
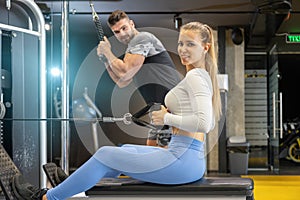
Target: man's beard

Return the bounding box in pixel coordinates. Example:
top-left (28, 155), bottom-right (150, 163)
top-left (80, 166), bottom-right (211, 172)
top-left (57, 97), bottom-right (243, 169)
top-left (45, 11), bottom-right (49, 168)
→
top-left (120, 30), bottom-right (135, 44)
top-left (120, 35), bottom-right (131, 44)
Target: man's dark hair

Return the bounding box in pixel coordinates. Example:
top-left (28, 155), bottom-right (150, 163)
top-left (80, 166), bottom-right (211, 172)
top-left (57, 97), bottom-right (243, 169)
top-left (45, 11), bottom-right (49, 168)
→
top-left (108, 10), bottom-right (129, 26)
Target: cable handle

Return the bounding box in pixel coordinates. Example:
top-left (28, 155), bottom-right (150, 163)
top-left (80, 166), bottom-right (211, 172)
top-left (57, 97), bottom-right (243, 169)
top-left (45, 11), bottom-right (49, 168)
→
top-left (149, 103), bottom-right (162, 112)
top-left (151, 103), bottom-right (170, 130)
top-left (149, 103), bottom-right (167, 130)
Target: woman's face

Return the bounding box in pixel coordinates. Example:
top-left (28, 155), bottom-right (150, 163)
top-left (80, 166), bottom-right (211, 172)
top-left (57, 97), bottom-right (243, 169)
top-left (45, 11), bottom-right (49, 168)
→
top-left (177, 30), bottom-right (206, 67)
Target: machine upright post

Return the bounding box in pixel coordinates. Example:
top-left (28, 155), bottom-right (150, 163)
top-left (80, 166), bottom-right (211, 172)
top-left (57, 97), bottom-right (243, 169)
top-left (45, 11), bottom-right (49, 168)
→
top-left (61, 0), bottom-right (70, 175)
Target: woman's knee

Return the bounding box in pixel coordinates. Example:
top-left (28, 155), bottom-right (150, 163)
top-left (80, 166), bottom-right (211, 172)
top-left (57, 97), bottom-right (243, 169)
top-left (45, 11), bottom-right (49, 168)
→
top-left (94, 146), bottom-right (114, 157)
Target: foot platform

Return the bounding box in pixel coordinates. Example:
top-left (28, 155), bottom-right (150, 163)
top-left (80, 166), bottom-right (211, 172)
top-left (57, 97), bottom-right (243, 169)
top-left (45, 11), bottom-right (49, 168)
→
top-left (42, 162), bottom-right (68, 187)
top-left (0, 144), bottom-right (21, 200)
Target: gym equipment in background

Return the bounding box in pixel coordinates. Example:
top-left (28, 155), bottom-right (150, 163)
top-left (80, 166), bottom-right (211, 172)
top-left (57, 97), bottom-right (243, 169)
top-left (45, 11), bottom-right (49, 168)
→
top-left (72, 88), bottom-right (170, 150)
top-left (279, 118), bottom-right (300, 163)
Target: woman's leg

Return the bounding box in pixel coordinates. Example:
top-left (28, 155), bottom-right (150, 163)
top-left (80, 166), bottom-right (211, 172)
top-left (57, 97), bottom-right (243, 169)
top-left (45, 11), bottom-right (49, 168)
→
top-left (46, 156), bottom-right (115, 200)
top-left (45, 144), bottom-right (162, 199)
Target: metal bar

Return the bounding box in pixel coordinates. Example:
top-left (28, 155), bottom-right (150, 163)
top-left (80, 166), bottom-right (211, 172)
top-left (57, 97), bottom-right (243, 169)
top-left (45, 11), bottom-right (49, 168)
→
top-left (244, 51), bottom-right (267, 55)
top-left (279, 92), bottom-right (283, 139)
top-left (272, 92), bottom-right (276, 139)
top-left (0, 117), bottom-right (125, 122)
top-left (91, 122), bottom-right (99, 152)
top-left (14, 0), bottom-right (47, 188)
top-left (46, 11), bottom-right (258, 15)
top-left (0, 23), bottom-right (40, 36)
top-left (61, 0), bottom-right (70, 175)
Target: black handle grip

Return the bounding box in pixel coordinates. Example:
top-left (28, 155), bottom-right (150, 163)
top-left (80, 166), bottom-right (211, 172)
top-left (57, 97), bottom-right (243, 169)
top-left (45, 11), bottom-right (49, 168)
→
top-left (149, 103), bottom-right (169, 130)
top-left (131, 102), bottom-right (169, 130)
top-left (149, 103), bottom-right (161, 112)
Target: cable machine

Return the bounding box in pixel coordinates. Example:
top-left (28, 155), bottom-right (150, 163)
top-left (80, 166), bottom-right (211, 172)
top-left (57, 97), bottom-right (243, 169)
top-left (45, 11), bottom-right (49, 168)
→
top-left (0, 0), bottom-right (46, 188)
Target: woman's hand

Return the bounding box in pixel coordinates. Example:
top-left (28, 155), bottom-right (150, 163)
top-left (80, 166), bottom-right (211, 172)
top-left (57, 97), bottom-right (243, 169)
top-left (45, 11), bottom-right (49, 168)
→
top-left (151, 105), bottom-right (168, 126)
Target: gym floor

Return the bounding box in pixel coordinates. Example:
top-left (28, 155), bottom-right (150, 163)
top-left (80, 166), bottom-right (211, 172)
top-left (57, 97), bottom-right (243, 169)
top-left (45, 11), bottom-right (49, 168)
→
top-left (279, 159), bottom-right (300, 175)
top-left (242, 175), bottom-right (300, 200)
top-left (245, 159), bottom-right (300, 200)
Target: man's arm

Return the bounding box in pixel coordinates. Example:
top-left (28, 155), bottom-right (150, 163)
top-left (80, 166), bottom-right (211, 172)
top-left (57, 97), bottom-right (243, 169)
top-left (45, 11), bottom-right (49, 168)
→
top-left (98, 37), bottom-right (145, 87)
top-left (108, 53), bottom-right (145, 82)
top-left (105, 62), bottom-right (133, 88)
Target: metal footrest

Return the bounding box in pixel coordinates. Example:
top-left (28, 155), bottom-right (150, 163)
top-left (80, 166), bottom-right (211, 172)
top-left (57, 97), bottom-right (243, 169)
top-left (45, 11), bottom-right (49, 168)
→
top-left (42, 162), bottom-right (59, 187)
top-left (0, 144), bottom-right (20, 175)
top-left (42, 162), bottom-right (68, 188)
top-left (0, 144), bottom-right (21, 200)
top-left (0, 169), bottom-right (20, 200)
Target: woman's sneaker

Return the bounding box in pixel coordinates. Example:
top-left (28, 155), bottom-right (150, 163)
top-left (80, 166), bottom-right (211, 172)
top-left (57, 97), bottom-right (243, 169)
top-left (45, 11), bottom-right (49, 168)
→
top-left (11, 173), bottom-right (48, 200)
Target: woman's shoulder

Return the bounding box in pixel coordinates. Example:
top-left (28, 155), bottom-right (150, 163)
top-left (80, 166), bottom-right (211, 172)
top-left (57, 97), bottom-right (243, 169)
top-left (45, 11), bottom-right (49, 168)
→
top-left (186, 68), bottom-right (209, 78)
top-left (185, 68), bottom-right (212, 88)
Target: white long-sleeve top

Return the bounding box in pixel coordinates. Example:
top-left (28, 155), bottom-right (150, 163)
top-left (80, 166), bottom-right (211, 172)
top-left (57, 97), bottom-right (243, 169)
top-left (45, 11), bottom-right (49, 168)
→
top-left (164, 68), bottom-right (215, 133)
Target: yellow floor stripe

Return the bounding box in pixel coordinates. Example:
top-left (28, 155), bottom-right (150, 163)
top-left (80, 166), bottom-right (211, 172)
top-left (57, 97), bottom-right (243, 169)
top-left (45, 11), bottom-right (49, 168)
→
top-left (242, 175), bottom-right (300, 200)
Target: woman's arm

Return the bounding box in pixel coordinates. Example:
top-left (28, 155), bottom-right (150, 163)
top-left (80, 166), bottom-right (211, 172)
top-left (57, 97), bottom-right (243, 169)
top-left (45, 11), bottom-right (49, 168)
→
top-left (164, 72), bottom-right (214, 133)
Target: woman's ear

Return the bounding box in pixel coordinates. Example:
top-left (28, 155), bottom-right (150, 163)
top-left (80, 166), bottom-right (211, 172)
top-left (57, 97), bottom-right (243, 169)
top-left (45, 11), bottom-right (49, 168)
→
top-left (204, 43), bottom-right (211, 52)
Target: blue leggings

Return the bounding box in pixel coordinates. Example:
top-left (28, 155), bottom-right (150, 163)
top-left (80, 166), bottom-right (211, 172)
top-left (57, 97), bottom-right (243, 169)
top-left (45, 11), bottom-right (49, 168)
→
top-left (46, 135), bottom-right (205, 200)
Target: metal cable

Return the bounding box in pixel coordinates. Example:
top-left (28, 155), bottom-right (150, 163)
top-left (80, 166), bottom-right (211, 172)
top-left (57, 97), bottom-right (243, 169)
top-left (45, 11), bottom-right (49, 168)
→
top-left (89, 0), bottom-right (107, 63)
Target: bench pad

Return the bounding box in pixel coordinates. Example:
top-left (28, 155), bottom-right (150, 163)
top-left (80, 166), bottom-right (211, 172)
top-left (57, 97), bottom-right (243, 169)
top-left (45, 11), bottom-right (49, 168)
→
top-left (86, 176), bottom-right (254, 199)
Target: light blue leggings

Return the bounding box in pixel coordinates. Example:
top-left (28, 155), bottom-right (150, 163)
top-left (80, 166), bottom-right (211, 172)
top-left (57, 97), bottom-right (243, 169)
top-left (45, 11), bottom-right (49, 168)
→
top-left (46, 135), bottom-right (205, 200)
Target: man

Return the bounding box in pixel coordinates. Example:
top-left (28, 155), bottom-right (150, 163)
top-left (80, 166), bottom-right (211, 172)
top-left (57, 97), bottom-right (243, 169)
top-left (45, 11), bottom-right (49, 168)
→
top-left (97, 10), bottom-right (181, 146)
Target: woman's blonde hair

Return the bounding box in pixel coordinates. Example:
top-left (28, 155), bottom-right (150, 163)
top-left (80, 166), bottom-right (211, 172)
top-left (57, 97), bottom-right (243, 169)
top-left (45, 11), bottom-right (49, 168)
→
top-left (180, 22), bottom-right (222, 121)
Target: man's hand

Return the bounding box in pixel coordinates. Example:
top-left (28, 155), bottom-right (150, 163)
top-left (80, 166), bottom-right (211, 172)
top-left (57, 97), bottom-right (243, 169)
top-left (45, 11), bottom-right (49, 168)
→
top-left (97, 36), bottom-right (112, 57)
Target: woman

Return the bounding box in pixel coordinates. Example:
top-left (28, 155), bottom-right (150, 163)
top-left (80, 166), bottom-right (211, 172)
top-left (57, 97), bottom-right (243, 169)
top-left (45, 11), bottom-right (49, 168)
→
top-left (12, 21), bottom-right (222, 200)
